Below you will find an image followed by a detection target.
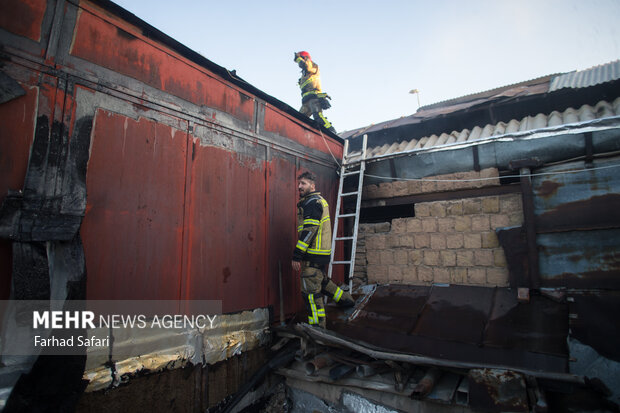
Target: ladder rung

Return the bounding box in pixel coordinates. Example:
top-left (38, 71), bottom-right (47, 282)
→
top-left (332, 260), bottom-right (352, 265)
top-left (343, 170), bottom-right (360, 176)
top-left (337, 213), bottom-right (356, 218)
top-left (335, 236), bottom-right (354, 241)
top-left (340, 191), bottom-right (358, 197)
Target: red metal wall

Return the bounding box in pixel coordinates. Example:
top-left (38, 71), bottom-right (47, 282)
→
top-left (0, 0), bottom-right (343, 316)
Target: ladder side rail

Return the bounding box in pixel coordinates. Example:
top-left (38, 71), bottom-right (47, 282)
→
top-left (346, 134), bottom-right (368, 291)
top-left (328, 139), bottom-right (349, 279)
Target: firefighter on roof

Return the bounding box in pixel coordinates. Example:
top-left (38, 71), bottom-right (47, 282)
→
top-left (294, 51), bottom-right (336, 133)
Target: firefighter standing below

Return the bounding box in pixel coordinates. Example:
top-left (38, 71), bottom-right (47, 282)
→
top-left (292, 171), bottom-right (354, 328)
top-left (294, 51), bottom-right (336, 133)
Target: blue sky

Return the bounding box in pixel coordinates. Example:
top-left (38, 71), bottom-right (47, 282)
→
top-left (113, 0), bottom-right (620, 133)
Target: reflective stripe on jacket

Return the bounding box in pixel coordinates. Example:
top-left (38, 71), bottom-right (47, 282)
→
top-left (293, 192), bottom-right (332, 264)
top-left (298, 59), bottom-right (322, 103)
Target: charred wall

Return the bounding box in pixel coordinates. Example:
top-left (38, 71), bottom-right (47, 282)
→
top-left (0, 0), bottom-right (344, 315)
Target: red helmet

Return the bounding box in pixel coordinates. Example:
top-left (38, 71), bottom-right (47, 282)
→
top-left (298, 51), bottom-right (311, 60)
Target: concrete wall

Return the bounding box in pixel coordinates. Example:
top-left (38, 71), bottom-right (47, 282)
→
top-left (356, 169), bottom-right (524, 287)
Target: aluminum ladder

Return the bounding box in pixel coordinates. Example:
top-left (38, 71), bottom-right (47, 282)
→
top-left (328, 134), bottom-right (367, 292)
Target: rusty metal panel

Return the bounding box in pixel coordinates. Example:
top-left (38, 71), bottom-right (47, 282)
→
top-left (568, 291), bottom-right (620, 362)
top-left (412, 285), bottom-right (495, 345)
top-left (70, 6), bottom-right (252, 125)
top-left (331, 285), bottom-right (568, 373)
top-left (484, 288), bottom-right (567, 356)
top-left (533, 158), bottom-right (620, 232)
top-left (538, 229), bottom-right (620, 289)
top-left (181, 142), bottom-right (268, 312)
top-left (531, 158), bottom-right (620, 289)
top-left (0, 0), bottom-right (47, 42)
top-left (266, 155), bottom-right (301, 320)
top-left (81, 108), bottom-right (188, 300)
top-left (468, 369), bottom-right (528, 412)
top-left (0, 0), bottom-right (343, 318)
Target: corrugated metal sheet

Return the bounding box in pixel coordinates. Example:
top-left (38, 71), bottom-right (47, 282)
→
top-left (328, 284), bottom-right (568, 373)
top-left (351, 98), bottom-right (620, 161)
top-left (550, 60), bottom-right (620, 91)
top-left (533, 158), bottom-right (620, 289)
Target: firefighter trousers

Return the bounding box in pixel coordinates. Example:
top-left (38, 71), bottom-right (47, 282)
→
top-left (300, 263), bottom-right (354, 328)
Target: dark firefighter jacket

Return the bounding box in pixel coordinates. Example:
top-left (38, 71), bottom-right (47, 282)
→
top-left (293, 191), bottom-right (331, 264)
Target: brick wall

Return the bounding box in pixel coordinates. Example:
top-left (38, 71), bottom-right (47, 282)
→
top-left (363, 168), bottom-right (500, 199)
top-left (356, 193), bottom-right (523, 287)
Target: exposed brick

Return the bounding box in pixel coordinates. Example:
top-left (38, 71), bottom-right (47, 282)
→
top-left (437, 217), bottom-right (454, 233)
top-left (366, 250), bottom-right (380, 265)
top-left (402, 266), bottom-right (417, 283)
top-left (451, 267), bottom-right (467, 284)
top-left (500, 194), bottom-right (522, 214)
top-left (393, 181), bottom-right (409, 197)
top-left (430, 233), bottom-right (447, 249)
top-left (406, 219), bottom-right (422, 233)
top-left (472, 216), bottom-right (490, 231)
top-left (467, 267), bottom-right (486, 284)
top-left (486, 267), bottom-right (509, 286)
top-left (457, 250), bottom-right (474, 266)
top-left (434, 267), bottom-right (451, 283)
top-left (463, 233), bottom-right (482, 249)
top-left (441, 250), bottom-right (456, 266)
top-left (418, 266), bottom-right (434, 283)
top-left (446, 233), bottom-right (464, 249)
top-left (375, 182), bottom-right (392, 198)
top-left (481, 231), bottom-right (500, 248)
top-left (392, 218), bottom-right (408, 234)
top-left (363, 184), bottom-right (379, 199)
top-left (408, 250), bottom-right (423, 265)
top-left (380, 250), bottom-right (394, 265)
top-left (454, 216), bottom-right (471, 232)
top-left (430, 202), bottom-right (447, 217)
top-left (389, 265), bottom-right (404, 283)
top-left (420, 180), bottom-right (437, 194)
top-left (478, 168), bottom-right (500, 187)
top-left (453, 172), bottom-right (473, 190)
top-left (359, 223), bottom-right (376, 234)
top-left (367, 264), bottom-right (388, 284)
top-left (508, 212), bottom-right (524, 226)
top-left (424, 250), bottom-right (440, 266)
top-left (474, 250), bottom-right (494, 266)
top-left (422, 218), bottom-right (437, 232)
top-left (400, 234), bottom-right (415, 247)
top-left (463, 199), bottom-right (481, 215)
top-left (394, 250), bottom-right (408, 265)
top-left (481, 197), bottom-right (500, 213)
top-left (388, 234), bottom-right (400, 248)
top-left (407, 180), bottom-right (423, 195)
top-left (446, 201), bottom-right (463, 216)
top-left (490, 214), bottom-right (510, 229)
top-left (415, 233), bottom-right (430, 248)
top-left (369, 234), bottom-right (387, 250)
top-left (436, 179), bottom-right (453, 192)
top-left (415, 203), bottom-right (431, 217)
top-left (375, 222), bottom-right (391, 233)
top-left (493, 249), bottom-right (507, 267)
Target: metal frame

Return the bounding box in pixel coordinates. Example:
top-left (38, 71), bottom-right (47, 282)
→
top-left (328, 134), bottom-right (367, 291)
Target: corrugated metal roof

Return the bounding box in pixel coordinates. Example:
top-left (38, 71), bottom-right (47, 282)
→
top-left (324, 284), bottom-right (568, 374)
top-left (354, 97), bottom-right (620, 161)
top-left (550, 60), bottom-right (620, 91)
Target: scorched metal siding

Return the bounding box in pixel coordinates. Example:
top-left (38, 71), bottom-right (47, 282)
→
top-left (0, 0), bottom-right (343, 317)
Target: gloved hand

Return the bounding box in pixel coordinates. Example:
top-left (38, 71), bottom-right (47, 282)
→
top-left (294, 52), bottom-right (300, 62)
